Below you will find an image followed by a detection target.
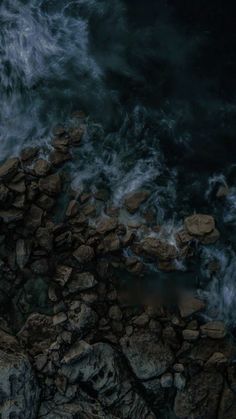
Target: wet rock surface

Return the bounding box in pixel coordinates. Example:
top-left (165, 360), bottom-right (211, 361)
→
top-left (0, 120), bottom-right (234, 419)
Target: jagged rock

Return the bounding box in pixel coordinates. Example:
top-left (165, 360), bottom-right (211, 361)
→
top-left (200, 321), bottom-right (226, 339)
top-left (97, 217), bottom-right (118, 235)
top-left (200, 228), bottom-right (220, 244)
top-left (103, 233), bottom-right (120, 252)
top-left (0, 184), bottom-right (10, 203)
top-left (0, 158), bottom-right (19, 180)
top-left (109, 305), bottom-right (123, 321)
top-left (0, 208), bottom-right (23, 223)
top-left (65, 200), bottom-right (80, 218)
top-left (124, 190), bottom-right (150, 213)
top-left (33, 159), bottom-right (51, 177)
top-left (50, 150), bottom-right (71, 167)
top-left (120, 330), bottom-right (174, 380)
top-left (205, 352), bottom-right (228, 369)
top-left (184, 214), bottom-right (215, 236)
top-left (174, 371), bottom-right (223, 419)
top-left (141, 237), bottom-right (178, 260)
top-left (25, 204), bottom-right (43, 231)
top-left (16, 239), bottom-right (31, 269)
top-left (20, 146), bottom-right (39, 162)
top-left (55, 265), bottom-right (73, 286)
top-left (61, 342), bottom-right (155, 418)
top-left (53, 312), bottom-right (67, 326)
top-left (73, 245), bottom-right (95, 263)
top-left (68, 272), bottom-right (97, 292)
top-left (17, 313), bottom-right (57, 355)
top-left (36, 227), bottom-right (53, 251)
top-left (178, 295), bottom-right (205, 318)
top-left (39, 173), bottom-right (61, 196)
top-left (0, 329), bottom-right (40, 418)
top-left (68, 302), bottom-right (98, 334)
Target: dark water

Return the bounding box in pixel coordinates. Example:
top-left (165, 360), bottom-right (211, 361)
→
top-left (2, 0), bottom-right (236, 322)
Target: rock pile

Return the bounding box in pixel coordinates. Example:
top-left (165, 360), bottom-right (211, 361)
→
top-left (0, 118), bottom-right (235, 418)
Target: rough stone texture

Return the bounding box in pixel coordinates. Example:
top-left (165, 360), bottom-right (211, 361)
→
top-left (141, 237), bottom-right (178, 260)
top-left (184, 214), bottom-right (215, 236)
top-left (0, 158), bottom-right (19, 180)
top-left (178, 295), bottom-right (205, 317)
top-left (201, 321), bottom-right (226, 339)
top-left (0, 329), bottom-right (40, 418)
top-left (174, 372), bottom-right (223, 419)
top-left (68, 272), bottom-right (97, 292)
top-left (68, 302), bottom-right (98, 335)
top-left (124, 191), bottom-right (150, 213)
top-left (39, 173), bottom-right (61, 196)
top-left (16, 239), bottom-right (31, 269)
top-left (73, 245), bottom-right (95, 263)
top-left (97, 217), bottom-right (118, 234)
top-left (62, 342), bottom-right (155, 418)
top-left (120, 330), bottom-right (174, 380)
top-left (33, 159), bottom-right (51, 177)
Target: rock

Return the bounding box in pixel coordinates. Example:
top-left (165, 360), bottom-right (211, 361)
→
top-left (0, 183), bottom-right (10, 203)
top-left (124, 191), bottom-right (150, 213)
top-left (183, 329), bottom-right (199, 341)
top-left (17, 313), bottom-right (57, 355)
top-left (36, 227), bottom-right (53, 251)
top-left (68, 272), bottom-right (97, 292)
top-left (205, 352), bottom-right (228, 369)
top-left (218, 385), bottom-right (236, 419)
top-left (0, 208), bottom-right (23, 223)
top-left (141, 237), bottom-right (178, 260)
top-left (73, 245), bottom-right (95, 263)
top-left (37, 193), bottom-right (55, 210)
top-left (39, 173), bottom-right (61, 196)
top-left (69, 126), bottom-right (85, 145)
top-left (200, 228), bottom-right (220, 244)
top-left (120, 330), bottom-right (174, 380)
top-left (184, 214), bottom-right (215, 236)
top-left (178, 295), bottom-right (205, 318)
top-left (50, 150), bottom-right (71, 167)
top-left (20, 147), bottom-right (39, 162)
top-left (103, 233), bottom-right (120, 253)
top-left (216, 185), bottom-right (229, 198)
top-left (0, 158), bottom-right (19, 180)
top-left (53, 312), bottom-right (67, 326)
top-left (62, 340), bottom-right (91, 364)
top-left (174, 373), bottom-right (186, 390)
top-left (68, 302), bottom-right (98, 334)
top-left (16, 239), bottom-right (31, 269)
top-left (62, 342), bottom-right (155, 418)
top-left (97, 217), bottom-right (118, 235)
top-left (0, 330), bottom-right (40, 418)
top-left (8, 178), bottom-right (26, 193)
top-left (109, 305), bottom-right (123, 321)
top-left (174, 372), bottom-right (223, 419)
top-left (201, 321), bottom-right (226, 339)
top-left (33, 159), bottom-right (51, 177)
top-left (66, 200), bottom-right (80, 218)
top-left (31, 259), bottom-right (49, 275)
top-left (25, 204), bottom-right (43, 231)
top-left (160, 373), bottom-right (173, 388)
top-left (133, 313), bottom-right (149, 327)
top-left (55, 265), bottom-right (73, 286)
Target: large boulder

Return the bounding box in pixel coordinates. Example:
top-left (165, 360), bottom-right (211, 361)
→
top-left (120, 330), bottom-right (174, 380)
top-left (62, 341), bottom-right (155, 418)
top-left (0, 329), bottom-right (40, 418)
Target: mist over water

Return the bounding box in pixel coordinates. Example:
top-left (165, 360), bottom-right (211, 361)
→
top-left (2, 0), bottom-right (236, 323)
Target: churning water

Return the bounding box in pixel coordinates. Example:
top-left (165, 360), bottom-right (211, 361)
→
top-left (2, 0), bottom-right (236, 323)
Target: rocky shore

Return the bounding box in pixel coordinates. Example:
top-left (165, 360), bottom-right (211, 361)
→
top-left (0, 115), bottom-right (235, 419)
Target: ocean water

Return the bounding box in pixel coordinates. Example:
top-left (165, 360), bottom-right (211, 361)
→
top-left (1, 0), bottom-right (236, 323)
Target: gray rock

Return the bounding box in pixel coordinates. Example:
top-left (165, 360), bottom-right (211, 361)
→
top-left (16, 239), bottom-right (31, 269)
top-left (68, 302), bottom-right (98, 335)
top-left (120, 330), bottom-right (174, 380)
top-left (68, 272), bottom-right (97, 292)
top-left (0, 329), bottom-right (40, 418)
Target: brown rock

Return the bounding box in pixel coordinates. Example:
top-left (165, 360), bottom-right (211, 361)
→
top-left (25, 204), bottom-right (43, 231)
top-left (178, 295), bottom-right (205, 318)
top-left (33, 159), bottom-right (51, 177)
top-left (200, 228), bottom-right (220, 244)
top-left (54, 265), bottom-right (73, 286)
top-left (37, 194), bottom-right (55, 210)
top-left (39, 173), bottom-right (61, 196)
top-left (184, 214), bottom-right (215, 236)
top-left (0, 158), bottom-right (19, 180)
top-left (69, 126), bottom-right (85, 144)
top-left (97, 217), bottom-right (118, 235)
top-left (73, 245), bottom-right (95, 263)
top-left (201, 321), bottom-right (226, 339)
top-left (124, 190), bottom-right (150, 213)
top-left (68, 272), bottom-right (97, 292)
top-left (20, 146), bottom-right (39, 162)
top-left (65, 200), bottom-right (80, 218)
top-left (142, 237), bottom-right (178, 260)
top-left (182, 329), bottom-right (199, 341)
top-left (216, 185), bottom-right (229, 199)
top-left (50, 150), bottom-right (71, 167)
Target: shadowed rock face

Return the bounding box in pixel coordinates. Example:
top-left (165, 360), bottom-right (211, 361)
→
top-left (0, 330), bottom-right (40, 419)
